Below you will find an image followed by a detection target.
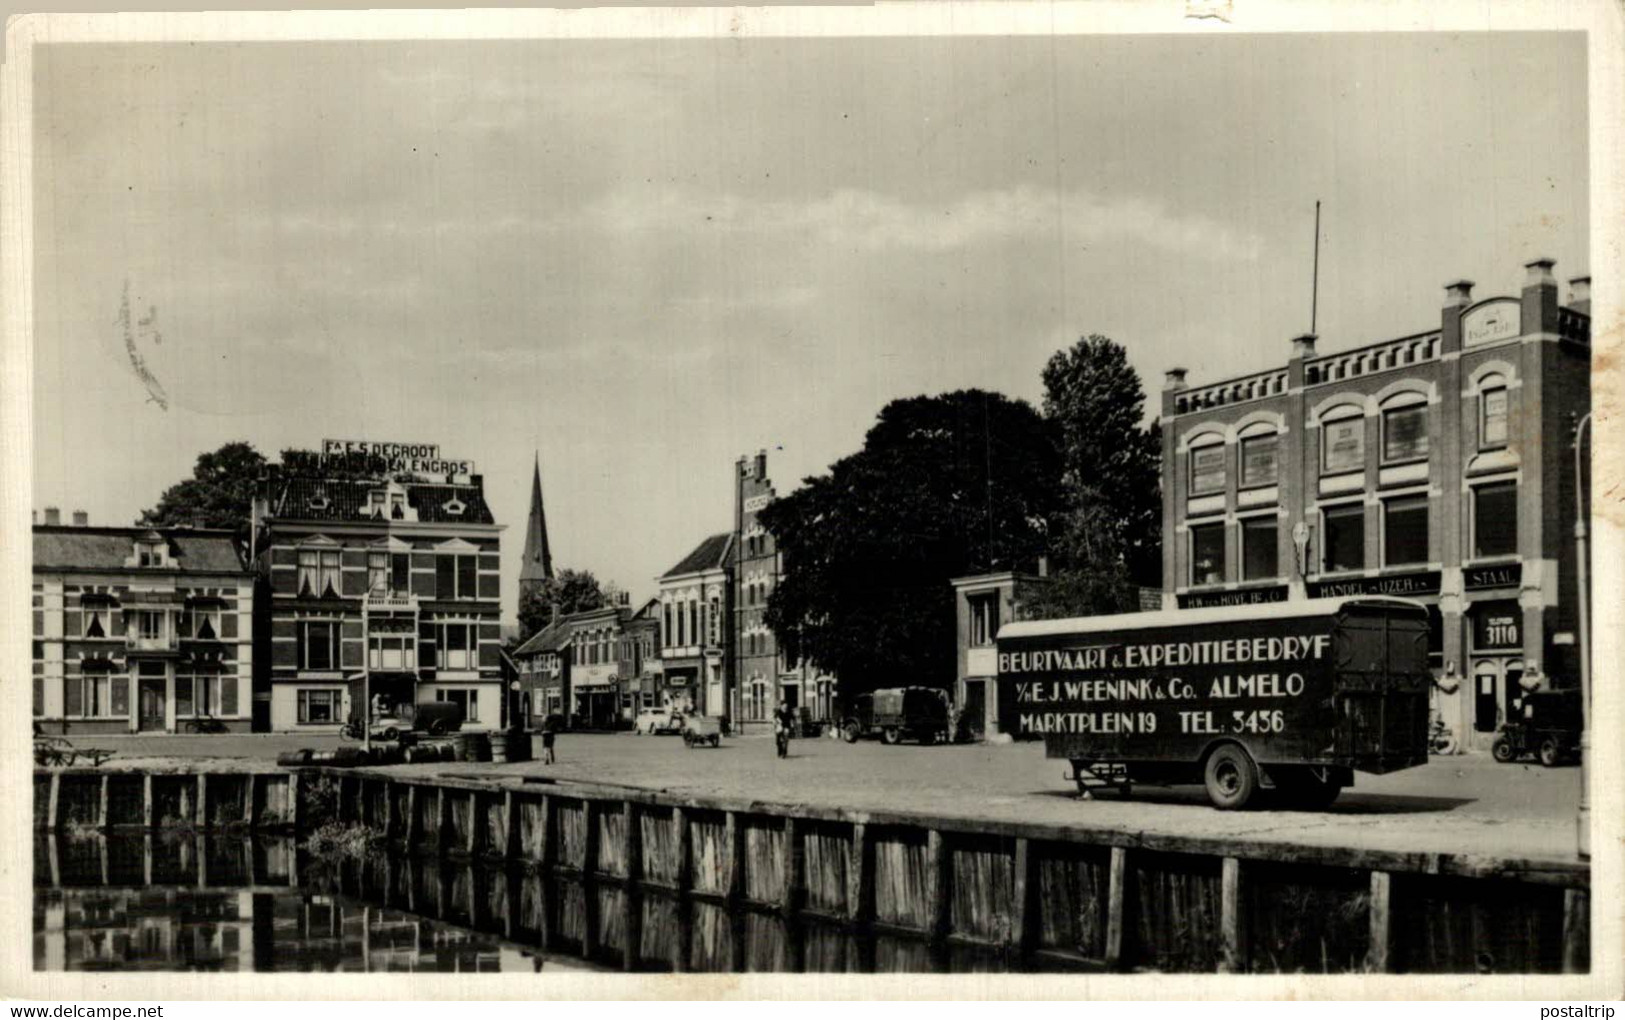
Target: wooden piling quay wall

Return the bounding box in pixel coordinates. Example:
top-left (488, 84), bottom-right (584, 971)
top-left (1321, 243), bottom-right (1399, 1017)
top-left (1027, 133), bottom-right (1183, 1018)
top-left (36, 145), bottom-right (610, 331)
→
top-left (34, 765), bottom-right (1592, 974)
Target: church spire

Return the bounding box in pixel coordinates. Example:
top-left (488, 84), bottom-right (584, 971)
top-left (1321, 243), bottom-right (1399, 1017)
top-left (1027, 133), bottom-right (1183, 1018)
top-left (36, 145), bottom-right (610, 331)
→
top-left (519, 454), bottom-right (554, 596)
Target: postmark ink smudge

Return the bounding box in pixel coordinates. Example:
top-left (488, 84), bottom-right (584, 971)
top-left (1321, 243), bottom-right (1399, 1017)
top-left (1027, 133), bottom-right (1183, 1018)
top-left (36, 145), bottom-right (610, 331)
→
top-left (119, 278), bottom-right (168, 409)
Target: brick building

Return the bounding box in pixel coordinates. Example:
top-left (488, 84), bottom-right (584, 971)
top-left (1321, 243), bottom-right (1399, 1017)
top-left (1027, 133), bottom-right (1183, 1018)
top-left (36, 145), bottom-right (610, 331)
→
top-left (512, 615), bottom-right (572, 727)
top-left (252, 451), bottom-right (506, 733)
top-left (1160, 259), bottom-right (1591, 748)
top-left (732, 451), bottom-right (834, 727)
top-left (656, 532), bottom-right (733, 717)
top-left (32, 511), bottom-right (254, 734)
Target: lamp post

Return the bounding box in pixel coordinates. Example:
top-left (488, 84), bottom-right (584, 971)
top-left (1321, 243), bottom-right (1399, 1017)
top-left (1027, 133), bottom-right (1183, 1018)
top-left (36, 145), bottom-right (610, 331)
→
top-left (1573, 412), bottom-right (1591, 861)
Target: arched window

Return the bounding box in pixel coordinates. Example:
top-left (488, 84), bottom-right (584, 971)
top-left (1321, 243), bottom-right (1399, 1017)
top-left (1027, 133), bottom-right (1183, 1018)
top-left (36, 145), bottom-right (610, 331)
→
top-left (1478, 372), bottom-right (1509, 448)
top-left (1237, 423), bottom-right (1279, 487)
top-left (1187, 431), bottom-right (1226, 495)
top-left (1379, 391), bottom-right (1430, 463)
top-left (1319, 405), bottom-right (1365, 473)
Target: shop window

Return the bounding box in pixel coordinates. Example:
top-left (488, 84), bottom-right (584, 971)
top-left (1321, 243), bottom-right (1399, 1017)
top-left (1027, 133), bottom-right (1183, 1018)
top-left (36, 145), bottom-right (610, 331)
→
top-left (68, 673), bottom-right (120, 718)
top-left (298, 689), bottom-right (341, 724)
top-left (1383, 494), bottom-right (1430, 566)
top-left (1321, 411), bottom-right (1365, 473)
top-left (299, 621), bottom-right (337, 671)
top-left (368, 634), bottom-right (416, 671)
top-left (1322, 503), bottom-right (1365, 573)
top-left (436, 688), bottom-right (480, 723)
top-left (1239, 432), bottom-right (1279, 487)
top-left (1473, 482), bottom-right (1517, 559)
top-left (1382, 403), bottom-right (1429, 462)
top-left (1190, 523), bottom-right (1226, 586)
top-left (1241, 516), bottom-right (1279, 581)
top-left (1480, 383), bottom-right (1509, 448)
top-left (969, 593), bottom-right (1000, 647)
top-left (1189, 441), bottom-right (1226, 495)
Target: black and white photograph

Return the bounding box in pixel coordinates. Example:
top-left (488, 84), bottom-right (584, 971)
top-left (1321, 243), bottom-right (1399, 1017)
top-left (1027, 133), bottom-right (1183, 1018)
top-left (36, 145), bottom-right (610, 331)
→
top-left (3, 1), bottom-right (1621, 1002)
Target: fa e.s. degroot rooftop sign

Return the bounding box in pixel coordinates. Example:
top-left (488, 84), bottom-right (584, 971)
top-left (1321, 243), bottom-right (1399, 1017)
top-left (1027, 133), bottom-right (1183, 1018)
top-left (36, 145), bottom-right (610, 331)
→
top-left (321, 439), bottom-right (475, 479)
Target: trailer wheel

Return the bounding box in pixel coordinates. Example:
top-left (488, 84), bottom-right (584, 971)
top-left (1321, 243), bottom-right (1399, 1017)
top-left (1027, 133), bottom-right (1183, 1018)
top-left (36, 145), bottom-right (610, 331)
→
top-left (382, 727), bottom-right (399, 741)
top-left (1203, 744), bottom-right (1259, 810)
top-left (1491, 736), bottom-right (1516, 763)
top-left (881, 727), bottom-right (901, 745)
top-left (1539, 737), bottom-right (1561, 768)
top-left (841, 721), bottom-right (859, 743)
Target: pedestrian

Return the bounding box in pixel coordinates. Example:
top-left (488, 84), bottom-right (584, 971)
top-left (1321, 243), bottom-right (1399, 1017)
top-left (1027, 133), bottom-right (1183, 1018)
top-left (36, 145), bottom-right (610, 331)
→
top-left (773, 703), bottom-right (796, 759)
top-left (541, 718), bottom-right (557, 764)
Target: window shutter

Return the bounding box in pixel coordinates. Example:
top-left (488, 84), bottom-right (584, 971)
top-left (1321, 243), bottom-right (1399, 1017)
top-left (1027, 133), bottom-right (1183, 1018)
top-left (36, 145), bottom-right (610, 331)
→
top-left (111, 675), bottom-right (130, 716)
top-left (222, 675), bottom-right (238, 715)
top-left (457, 556), bottom-right (476, 599)
top-left (33, 676), bottom-right (44, 716)
top-left (65, 677), bottom-right (83, 716)
top-left (176, 676), bottom-right (194, 716)
top-left (436, 556), bottom-right (454, 599)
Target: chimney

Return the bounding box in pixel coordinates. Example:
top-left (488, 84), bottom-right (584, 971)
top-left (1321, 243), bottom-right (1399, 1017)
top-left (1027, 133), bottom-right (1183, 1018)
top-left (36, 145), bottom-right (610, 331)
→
top-left (1569, 275), bottom-right (1591, 316)
top-left (1440, 280), bottom-right (1474, 354)
top-left (1290, 334), bottom-right (1318, 359)
top-left (1163, 367), bottom-right (1188, 392)
top-left (72, 510), bottom-right (88, 527)
top-left (1522, 258), bottom-right (1559, 336)
top-left (44, 507), bottom-right (60, 526)
top-left (754, 449), bottom-right (767, 481)
top-left (1445, 280), bottom-right (1475, 307)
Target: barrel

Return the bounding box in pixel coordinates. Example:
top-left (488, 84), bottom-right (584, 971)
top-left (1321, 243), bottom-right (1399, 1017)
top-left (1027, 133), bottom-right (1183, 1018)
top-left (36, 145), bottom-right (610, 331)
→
top-left (489, 732), bottom-right (509, 764)
top-left (452, 732), bottom-right (491, 763)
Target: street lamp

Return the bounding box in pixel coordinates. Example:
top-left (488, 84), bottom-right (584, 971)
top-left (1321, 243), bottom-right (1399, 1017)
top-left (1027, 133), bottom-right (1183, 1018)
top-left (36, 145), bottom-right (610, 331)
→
top-left (1573, 412), bottom-right (1592, 861)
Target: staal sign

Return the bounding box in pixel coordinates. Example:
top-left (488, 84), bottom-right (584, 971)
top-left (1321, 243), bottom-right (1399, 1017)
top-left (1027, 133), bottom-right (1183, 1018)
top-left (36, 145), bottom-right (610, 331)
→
top-left (322, 439), bottom-right (474, 478)
top-left (1464, 563), bottom-right (1522, 590)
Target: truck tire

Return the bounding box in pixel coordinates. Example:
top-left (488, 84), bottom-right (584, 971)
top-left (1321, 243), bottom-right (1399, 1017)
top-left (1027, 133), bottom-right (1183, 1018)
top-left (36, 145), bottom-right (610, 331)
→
top-left (1203, 744), bottom-right (1259, 810)
top-left (1539, 737), bottom-right (1561, 767)
top-left (1491, 736), bottom-right (1516, 763)
top-left (841, 721), bottom-right (859, 744)
top-left (881, 727), bottom-right (901, 745)
top-left (1274, 767), bottom-right (1344, 810)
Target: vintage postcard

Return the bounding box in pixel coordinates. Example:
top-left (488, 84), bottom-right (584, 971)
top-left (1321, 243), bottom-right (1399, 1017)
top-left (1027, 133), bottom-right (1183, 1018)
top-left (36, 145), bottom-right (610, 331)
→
top-left (2, 0), bottom-right (1620, 1002)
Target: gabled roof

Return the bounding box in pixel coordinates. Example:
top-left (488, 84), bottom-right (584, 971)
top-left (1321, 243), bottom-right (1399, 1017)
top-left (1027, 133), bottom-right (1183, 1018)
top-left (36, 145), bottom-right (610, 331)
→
top-left (271, 476), bottom-right (495, 525)
top-left (660, 532), bottom-right (733, 580)
top-left (33, 526), bottom-right (249, 575)
top-left (513, 618), bottom-right (574, 657)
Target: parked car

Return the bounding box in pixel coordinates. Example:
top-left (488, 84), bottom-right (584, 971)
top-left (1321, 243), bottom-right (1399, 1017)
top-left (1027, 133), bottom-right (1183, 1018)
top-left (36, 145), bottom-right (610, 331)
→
top-left (635, 707), bottom-right (685, 735)
top-left (840, 687), bottom-right (951, 745)
top-left (387, 701), bottom-right (465, 737)
top-left (1492, 688), bottom-right (1582, 766)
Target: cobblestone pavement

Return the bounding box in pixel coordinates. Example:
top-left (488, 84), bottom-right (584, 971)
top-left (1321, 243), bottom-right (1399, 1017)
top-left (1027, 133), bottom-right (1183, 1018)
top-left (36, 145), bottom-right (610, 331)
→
top-left (77, 728), bottom-right (1584, 862)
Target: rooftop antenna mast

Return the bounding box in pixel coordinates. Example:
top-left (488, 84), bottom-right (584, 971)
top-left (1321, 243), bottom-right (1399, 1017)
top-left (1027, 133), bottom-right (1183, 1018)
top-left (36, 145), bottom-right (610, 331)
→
top-left (1311, 200), bottom-right (1322, 335)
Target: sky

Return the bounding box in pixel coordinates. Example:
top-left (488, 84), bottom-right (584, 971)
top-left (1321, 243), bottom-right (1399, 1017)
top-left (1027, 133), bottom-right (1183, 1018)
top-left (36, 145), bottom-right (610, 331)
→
top-left (30, 32), bottom-right (1588, 624)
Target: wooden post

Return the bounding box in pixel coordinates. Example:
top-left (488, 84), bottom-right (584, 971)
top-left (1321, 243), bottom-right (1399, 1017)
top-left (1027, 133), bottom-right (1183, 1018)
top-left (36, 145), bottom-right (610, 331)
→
top-left (381, 779), bottom-right (394, 839)
top-left (142, 833), bottom-right (154, 887)
top-left (196, 774), bottom-right (208, 827)
top-left (1563, 888), bottom-right (1589, 975)
top-left (405, 785), bottom-right (419, 844)
top-left (1011, 837), bottom-right (1033, 956)
top-left (846, 822), bottom-right (871, 923)
top-left (287, 772), bottom-right (302, 833)
top-left (47, 773), bottom-right (61, 830)
top-left (925, 829), bottom-right (950, 940)
top-left (583, 799), bottom-right (600, 877)
top-left (468, 793), bottom-right (486, 857)
top-left (673, 807), bottom-right (692, 894)
top-left (781, 817), bottom-right (801, 917)
top-left (143, 774), bottom-right (155, 829)
top-left (244, 774), bottom-right (258, 828)
top-left (436, 788), bottom-right (452, 857)
top-left (197, 834), bottom-right (208, 888)
top-left (538, 794), bottom-right (553, 868)
top-left (622, 884), bottom-right (641, 972)
top-left (503, 790), bottom-right (521, 860)
top-left (47, 834), bottom-right (61, 887)
top-left (1367, 870), bottom-right (1393, 973)
top-left (97, 774), bottom-right (110, 830)
top-left (723, 811), bottom-right (743, 904)
top-left (1219, 856), bottom-right (1244, 974)
top-left (623, 800), bottom-right (642, 882)
top-left (1105, 845), bottom-right (1127, 970)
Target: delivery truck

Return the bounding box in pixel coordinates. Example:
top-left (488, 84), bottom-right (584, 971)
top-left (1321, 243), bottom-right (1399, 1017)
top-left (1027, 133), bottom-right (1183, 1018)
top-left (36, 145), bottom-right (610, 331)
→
top-left (996, 597), bottom-right (1431, 810)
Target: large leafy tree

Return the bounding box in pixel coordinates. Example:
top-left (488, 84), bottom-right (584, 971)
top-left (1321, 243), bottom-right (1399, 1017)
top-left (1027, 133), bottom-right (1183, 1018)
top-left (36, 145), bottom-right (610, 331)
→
top-left (138, 441), bottom-right (268, 531)
top-left (760, 389), bottom-right (1064, 697)
top-left (518, 568), bottom-right (610, 640)
top-left (1032, 335), bottom-right (1162, 618)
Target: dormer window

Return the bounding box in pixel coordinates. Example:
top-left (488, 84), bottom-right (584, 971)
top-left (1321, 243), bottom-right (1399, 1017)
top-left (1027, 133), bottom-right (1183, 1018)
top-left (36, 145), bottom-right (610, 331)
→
top-left (307, 495), bottom-right (330, 511)
top-left (136, 540), bottom-right (165, 567)
top-left (444, 498), bottom-right (466, 516)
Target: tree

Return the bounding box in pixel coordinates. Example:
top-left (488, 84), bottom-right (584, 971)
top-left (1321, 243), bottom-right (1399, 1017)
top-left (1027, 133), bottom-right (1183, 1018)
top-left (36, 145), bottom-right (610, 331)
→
top-left (760, 389), bottom-right (1065, 697)
top-left (1041, 335), bottom-right (1162, 591)
top-left (517, 568), bottom-right (610, 640)
top-left (139, 441), bottom-right (269, 531)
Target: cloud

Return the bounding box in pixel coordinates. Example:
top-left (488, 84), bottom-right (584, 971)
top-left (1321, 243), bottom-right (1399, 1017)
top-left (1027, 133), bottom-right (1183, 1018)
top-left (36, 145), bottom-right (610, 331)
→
top-left (583, 184), bottom-right (1265, 262)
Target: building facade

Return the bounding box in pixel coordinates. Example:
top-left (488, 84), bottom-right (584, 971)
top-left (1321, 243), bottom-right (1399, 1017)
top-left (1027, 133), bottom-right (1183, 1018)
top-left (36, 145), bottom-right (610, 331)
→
top-left (950, 570), bottom-right (1050, 739)
top-left (656, 532), bottom-right (733, 717)
top-left (1160, 260), bottom-right (1591, 749)
top-left (731, 451), bottom-right (835, 727)
top-left (32, 514), bottom-right (254, 734)
top-left (561, 596), bottom-right (654, 728)
top-left (512, 616), bottom-right (572, 728)
top-left (253, 454), bottom-right (506, 733)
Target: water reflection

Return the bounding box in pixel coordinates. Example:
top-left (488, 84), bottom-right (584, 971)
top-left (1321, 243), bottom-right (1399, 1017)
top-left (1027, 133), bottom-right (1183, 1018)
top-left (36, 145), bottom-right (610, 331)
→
top-left (34, 832), bottom-right (1031, 974)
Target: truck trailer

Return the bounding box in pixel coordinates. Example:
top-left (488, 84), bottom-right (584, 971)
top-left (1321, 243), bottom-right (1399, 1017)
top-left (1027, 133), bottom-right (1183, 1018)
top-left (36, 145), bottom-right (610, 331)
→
top-left (996, 597), bottom-right (1431, 809)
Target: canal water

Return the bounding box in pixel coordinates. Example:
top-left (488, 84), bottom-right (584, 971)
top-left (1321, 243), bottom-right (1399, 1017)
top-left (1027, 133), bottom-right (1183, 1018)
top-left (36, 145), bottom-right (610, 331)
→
top-left (34, 832), bottom-right (1028, 973)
